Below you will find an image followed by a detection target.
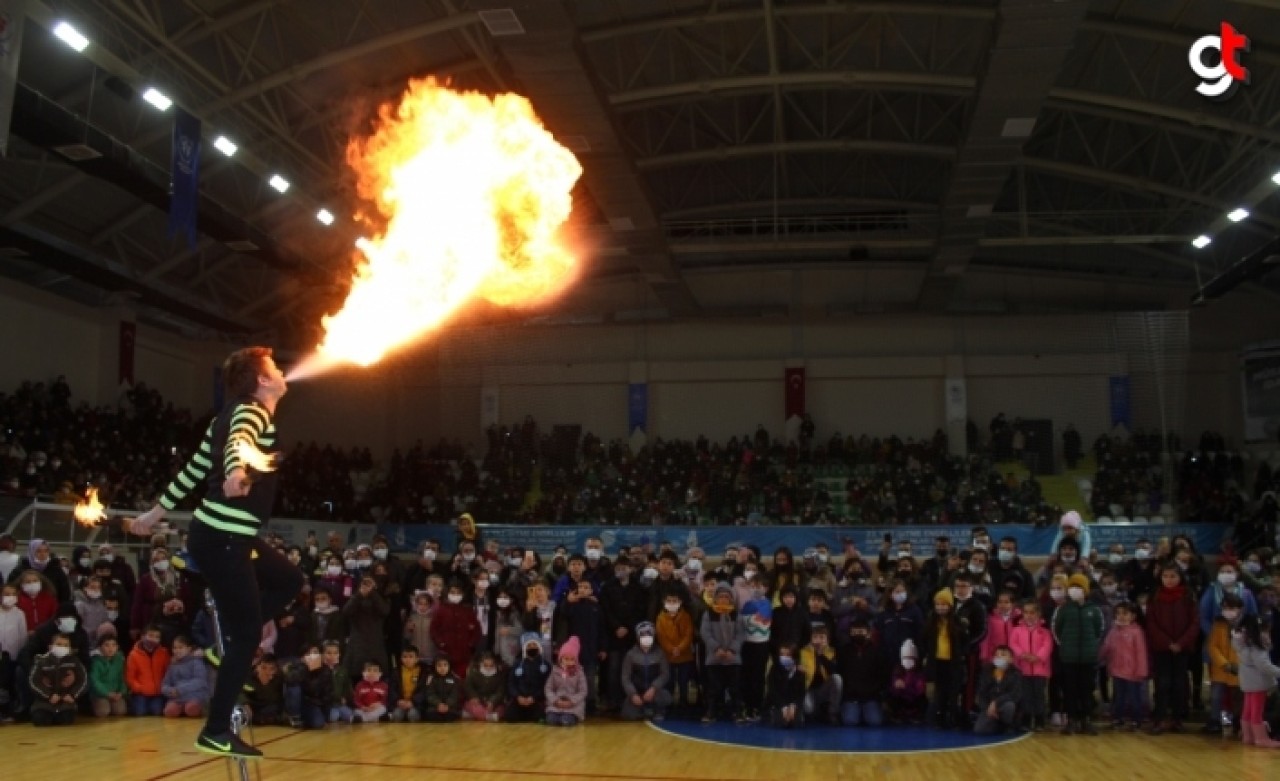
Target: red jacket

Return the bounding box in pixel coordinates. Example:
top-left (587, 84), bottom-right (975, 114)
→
top-left (126, 643), bottom-right (171, 696)
top-left (354, 679), bottom-right (389, 710)
top-left (430, 601), bottom-right (481, 671)
top-left (17, 589), bottom-right (58, 631)
top-left (1145, 587), bottom-right (1199, 653)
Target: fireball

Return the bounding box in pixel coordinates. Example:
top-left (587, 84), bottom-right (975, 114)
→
top-left (73, 487), bottom-right (106, 527)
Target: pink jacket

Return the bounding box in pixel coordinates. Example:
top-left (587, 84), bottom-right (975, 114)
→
top-left (980, 609), bottom-right (1022, 662)
top-left (1008, 621), bottom-right (1053, 678)
top-left (1099, 622), bottom-right (1149, 682)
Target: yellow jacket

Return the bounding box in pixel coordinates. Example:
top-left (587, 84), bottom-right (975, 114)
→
top-left (1206, 619), bottom-right (1239, 687)
top-left (799, 644), bottom-right (837, 689)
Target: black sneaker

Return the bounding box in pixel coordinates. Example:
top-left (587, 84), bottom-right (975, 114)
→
top-left (194, 731), bottom-right (262, 760)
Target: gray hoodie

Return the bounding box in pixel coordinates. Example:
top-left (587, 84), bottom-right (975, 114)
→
top-left (1233, 636), bottom-right (1280, 693)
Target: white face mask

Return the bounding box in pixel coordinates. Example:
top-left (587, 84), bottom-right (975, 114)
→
top-left (101, 553), bottom-right (115, 563)
top-left (664, 603), bottom-right (680, 614)
top-left (153, 560), bottom-right (170, 572)
top-left (1067, 587), bottom-right (1085, 601)
top-left (327, 565), bottom-right (342, 576)
top-left (901, 658), bottom-right (916, 669)
top-left (305, 653), bottom-right (321, 663)
top-left (496, 597), bottom-right (512, 608)
top-left (1, 595), bottom-right (16, 607)
top-left (993, 657), bottom-right (1010, 669)
top-left (1108, 554), bottom-right (1123, 565)
top-left (106, 610), bottom-right (119, 620)
top-left (373, 549), bottom-right (388, 560)
top-left (586, 549), bottom-right (602, 561)
top-left (22, 583), bottom-right (40, 596)
top-left (1218, 573), bottom-right (1237, 587)
top-left (85, 589), bottom-right (101, 600)
top-left (308, 546), bottom-right (318, 557)
top-left (643, 568), bottom-right (658, 580)
top-left (480, 666), bottom-right (497, 677)
top-left (50, 646), bottom-right (70, 658)
top-left (686, 559), bottom-right (703, 572)
top-left (968, 564), bottom-right (984, 575)
top-left (476, 581), bottom-right (491, 591)
top-left (1049, 588), bottom-right (1065, 600)
top-left (1134, 549), bottom-right (1151, 560)
top-left (507, 557), bottom-right (522, 567)
top-left (447, 593), bottom-right (463, 604)
top-left (638, 636), bottom-right (654, 650)
top-left (462, 552), bottom-right (476, 562)
top-left (488, 573), bottom-right (499, 584)
top-left (422, 549), bottom-right (437, 562)
top-left (892, 591), bottom-right (908, 604)
top-left (78, 557), bottom-right (91, 568)
top-left (57, 618), bottom-right (77, 633)
top-left (743, 569), bottom-right (757, 580)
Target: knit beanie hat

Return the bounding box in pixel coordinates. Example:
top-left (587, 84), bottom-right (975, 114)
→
top-left (1060, 510), bottom-right (1083, 530)
top-left (559, 635), bottom-right (581, 661)
top-left (635, 621), bottom-right (656, 638)
top-left (1068, 573), bottom-right (1091, 593)
top-left (933, 587), bottom-right (955, 607)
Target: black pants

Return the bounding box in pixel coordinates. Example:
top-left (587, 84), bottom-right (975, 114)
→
top-left (930, 659), bottom-right (963, 727)
top-left (1152, 651), bottom-right (1189, 722)
top-left (740, 642), bottom-right (770, 712)
top-left (1060, 662), bottom-right (1096, 721)
top-left (188, 521), bottom-right (303, 737)
top-left (705, 664), bottom-right (741, 719)
top-left (31, 707), bottom-right (75, 726)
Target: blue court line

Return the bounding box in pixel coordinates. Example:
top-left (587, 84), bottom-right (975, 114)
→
top-left (647, 721), bottom-right (1030, 754)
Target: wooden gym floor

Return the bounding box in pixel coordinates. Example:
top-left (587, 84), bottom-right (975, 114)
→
top-left (1, 718), bottom-right (1276, 781)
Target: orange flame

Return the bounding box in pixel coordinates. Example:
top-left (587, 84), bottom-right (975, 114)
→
top-left (235, 440), bottom-right (279, 473)
top-left (311, 76), bottom-right (583, 370)
top-left (73, 487), bottom-right (106, 527)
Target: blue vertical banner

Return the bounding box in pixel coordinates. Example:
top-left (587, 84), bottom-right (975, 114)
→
top-left (627, 383), bottom-right (648, 434)
top-left (168, 107), bottom-right (201, 247)
top-left (1109, 375), bottom-right (1132, 429)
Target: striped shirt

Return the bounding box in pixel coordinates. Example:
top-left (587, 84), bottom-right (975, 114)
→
top-left (159, 398), bottom-right (279, 536)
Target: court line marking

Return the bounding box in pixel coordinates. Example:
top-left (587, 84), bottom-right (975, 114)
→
top-left (140, 730), bottom-right (303, 781)
top-left (644, 721), bottom-right (1032, 755)
top-left (254, 754), bottom-right (770, 781)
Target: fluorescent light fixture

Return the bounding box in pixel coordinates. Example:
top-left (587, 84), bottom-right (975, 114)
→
top-left (267, 174), bottom-right (290, 193)
top-left (1272, 171), bottom-right (1280, 186)
top-left (142, 88), bottom-right (172, 111)
top-left (1192, 235), bottom-right (1212, 249)
top-left (53, 22), bottom-right (90, 52)
top-left (316, 208), bottom-right (335, 226)
top-left (1228, 208), bottom-right (1249, 222)
top-left (212, 136), bottom-right (237, 157)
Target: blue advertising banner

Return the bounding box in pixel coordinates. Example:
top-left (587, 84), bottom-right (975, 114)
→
top-left (168, 107), bottom-right (201, 247)
top-left (1109, 375), bottom-right (1132, 429)
top-left (627, 383), bottom-right (647, 434)
top-left (378, 522), bottom-right (1230, 559)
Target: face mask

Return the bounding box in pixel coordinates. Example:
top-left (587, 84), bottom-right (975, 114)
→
top-left (22, 583), bottom-right (40, 596)
top-left (586, 549), bottom-right (602, 561)
top-left (308, 546), bottom-right (318, 557)
top-left (1177, 561), bottom-right (1189, 571)
top-left (897, 551), bottom-right (911, 560)
top-left (892, 592), bottom-right (907, 605)
top-left (743, 569), bottom-right (757, 580)
top-left (373, 548), bottom-right (388, 560)
top-left (56, 617), bottom-right (77, 633)
top-left (817, 553), bottom-right (829, 564)
top-left (1245, 562), bottom-right (1262, 575)
top-left (1, 595), bottom-right (16, 608)
top-left (1135, 548), bottom-right (1150, 560)
top-left (638, 636), bottom-right (654, 649)
top-left (106, 610), bottom-right (119, 620)
top-left (1108, 554), bottom-right (1123, 566)
top-left (508, 557), bottom-right (522, 567)
top-left (1222, 610), bottom-right (1241, 622)
top-left (993, 657), bottom-right (1010, 670)
top-left (778, 656), bottom-right (795, 670)
top-left (50, 646), bottom-right (70, 658)
top-left (615, 569), bottom-right (630, 582)
top-left (364, 672), bottom-right (380, 682)
top-left (496, 597), bottom-right (512, 608)
top-left (664, 603), bottom-right (680, 614)
top-left (1067, 587), bottom-right (1085, 601)
top-left (1218, 573), bottom-right (1237, 587)
top-left (968, 564), bottom-right (984, 575)
top-left (101, 553), bottom-right (114, 563)
top-left (998, 550), bottom-right (1014, 564)
top-left (315, 602), bottom-right (332, 612)
top-left (488, 573), bottom-right (500, 584)
top-left (476, 581), bottom-right (491, 591)
top-left (973, 541), bottom-right (989, 551)
top-left (1101, 585), bottom-right (1117, 596)
top-left (428, 586), bottom-right (442, 598)
top-left (85, 589), bottom-right (101, 600)
top-left (327, 565), bottom-right (342, 577)
top-left (901, 658), bottom-right (916, 670)
top-left (643, 568), bottom-right (658, 580)
top-left (462, 553), bottom-right (476, 562)
top-left (527, 648), bottom-right (541, 659)
top-left (1049, 588), bottom-right (1065, 600)
top-left (686, 559), bottom-right (702, 572)
top-left (1060, 555), bottom-right (1077, 565)
top-left (356, 560), bottom-right (372, 569)
top-left (422, 549), bottom-right (437, 562)
top-left (78, 557), bottom-right (91, 568)
top-left (153, 560), bottom-right (170, 572)
top-left (305, 653), bottom-right (321, 663)
top-left (481, 666), bottom-right (497, 677)
top-left (447, 593), bottom-right (463, 604)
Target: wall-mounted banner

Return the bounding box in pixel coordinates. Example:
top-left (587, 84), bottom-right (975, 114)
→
top-left (627, 383), bottom-right (648, 434)
top-left (1109, 375), bottom-right (1132, 429)
top-left (481, 386), bottom-right (500, 430)
top-left (945, 377), bottom-right (967, 424)
top-left (785, 367), bottom-right (805, 420)
top-left (1242, 347), bottom-right (1280, 443)
top-left (168, 108), bottom-right (201, 247)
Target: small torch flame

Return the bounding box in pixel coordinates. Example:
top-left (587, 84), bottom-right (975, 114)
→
top-left (73, 487), bottom-right (107, 527)
top-left (235, 440), bottom-right (279, 474)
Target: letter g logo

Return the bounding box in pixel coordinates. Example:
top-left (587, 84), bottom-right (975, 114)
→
top-left (1190, 23), bottom-right (1250, 100)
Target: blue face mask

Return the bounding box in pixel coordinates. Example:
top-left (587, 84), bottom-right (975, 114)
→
top-left (779, 656), bottom-right (795, 670)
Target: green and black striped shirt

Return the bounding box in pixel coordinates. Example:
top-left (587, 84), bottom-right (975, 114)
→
top-left (159, 398), bottom-right (279, 536)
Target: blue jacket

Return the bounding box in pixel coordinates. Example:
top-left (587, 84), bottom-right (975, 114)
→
top-left (161, 653), bottom-right (211, 703)
top-left (1200, 584), bottom-right (1257, 637)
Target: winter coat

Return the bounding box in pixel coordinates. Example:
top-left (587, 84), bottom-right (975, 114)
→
top-left (1098, 622), bottom-right (1149, 682)
top-left (508, 655), bottom-right (551, 701)
top-left (544, 664), bottom-right (587, 718)
top-left (922, 614), bottom-right (967, 675)
top-left (1233, 638), bottom-right (1280, 694)
top-left (90, 653), bottom-right (127, 699)
top-left (16, 585), bottom-right (58, 632)
top-left (975, 664), bottom-right (1023, 710)
top-left (769, 603), bottom-right (811, 656)
top-left (353, 679), bottom-right (389, 710)
top-left (431, 601), bottom-right (481, 672)
top-left (621, 645), bottom-right (669, 698)
top-left (131, 572), bottom-right (191, 634)
top-left (388, 661), bottom-right (427, 709)
top-left (601, 579), bottom-right (649, 652)
top-left (28, 651), bottom-right (87, 713)
top-left (424, 672), bottom-right (461, 713)
top-left (324, 664), bottom-right (353, 706)
top-left (887, 665), bottom-right (926, 702)
top-left (0, 605), bottom-right (28, 657)
top-left (74, 593), bottom-right (110, 638)
top-left (161, 653), bottom-right (211, 704)
top-left (1052, 601), bottom-right (1104, 665)
top-left (1200, 584), bottom-right (1258, 637)
top-left (980, 609), bottom-right (1021, 662)
top-left (126, 643), bottom-right (170, 697)
top-left (563, 598), bottom-right (604, 664)
top-left (493, 608), bottom-right (524, 667)
top-left (765, 663), bottom-right (805, 708)
top-left (1145, 587), bottom-right (1200, 653)
top-left (402, 607), bottom-right (435, 661)
top-left (1206, 620), bottom-right (1240, 687)
top-left (874, 603), bottom-right (924, 663)
top-left (463, 666), bottom-right (505, 705)
top-left (244, 670), bottom-right (285, 712)
top-left (1008, 621), bottom-right (1053, 678)
top-left (656, 608), bottom-right (695, 665)
top-left (837, 638), bottom-right (886, 701)
top-left (700, 611), bottom-right (744, 666)
top-left (342, 590), bottom-right (390, 675)
top-left (799, 644), bottom-right (837, 691)
top-left (954, 597), bottom-right (989, 653)
top-left (301, 666), bottom-right (333, 708)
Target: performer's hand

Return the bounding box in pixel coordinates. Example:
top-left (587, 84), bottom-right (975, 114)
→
top-left (224, 468), bottom-right (250, 498)
top-left (129, 505), bottom-right (166, 537)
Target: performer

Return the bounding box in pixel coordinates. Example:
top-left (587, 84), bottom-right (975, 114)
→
top-left (131, 347), bottom-right (303, 760)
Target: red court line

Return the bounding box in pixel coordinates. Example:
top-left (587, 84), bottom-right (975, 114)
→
top-left (263, 755), bottom-right (767, 781)
top-left (140, 730), bottom-right (303, 781)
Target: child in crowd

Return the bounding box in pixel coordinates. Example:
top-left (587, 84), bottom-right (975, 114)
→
top-left (126, 625), bottom-right (170, 716)
top-left (952, 574), bottom-right (989, 723)
top-left (980, 591), bottom-right (1021, 663)
top-left (1098, 602), bottom-right (1148, 730)
top-left (29, 633), bottom-right (86, 727)
top-left (876, 581), bottom-right (924, 668)
top-left (1146, 565), bottom-right (1200, 735)
top-left (161, 635), bottom-right (209, 718)
top-left (805, 590), bottom-right (836, 642)
top-left (973, 646), bottom-right (1022, 735)
top-left (388, 644), bottom-right (426, 723)
top-left (243, 654), bottom-right (287, 726)
top-left (1234, 614), bottom-right (1280, 747)
top-left (507, 633), bottom-right (550, 723)
top-left (545, 636), bottom-right (587, 727)
top-left (923, 588), bottom-right (964, 729)
top-left (463, 652), bottom-right (506, 722)
top-left (738, 574), bottom-right (772, 721)
top-left (701, 583), bottom-right (745, 724)
top-left (563, 579), bottom-right (603, 713)
top-left (1205, 593), bottom-right (1245, 735)
top-left (307, 589), bottom-right (348, 648)
top-left (656, 590), bottom-right (695, 710)
top-left (322, 640), bottom-right (354, 724)
top-left (766, 643), bottom-right (806, 729)
top-left (424, 656), bottom-right (461, 722)
top-left (1052, 574), bottom-right (1105, 735)
top-left (1041, 572), bottom-right (1069, 726)
top-left (770, 586), bottom-right (811, 659)
top-left (403, 590), bottom-right (436, 664)
top-left (297, 646), bottom-right (329, 729)
top-left (353, 661), bottom-right (390, 723)
top-left (524, 582), bottom-right (557, 654)
top-left (1, 583), bottom-right (28, 717)
top-left (837, 615), bottom-right (886, 727)
top-left (493, 588), bottom-right (524, 669)
top-left (432, 582), bottom-right (481, 680)
top-left (90, 635), bottom-right (127, 717)
top-left (887, 639), bottom-right (927, 724)
top-left (800, 624), bottom-right (841, 723)
top-left (620, 622), bottom-right (671, 722)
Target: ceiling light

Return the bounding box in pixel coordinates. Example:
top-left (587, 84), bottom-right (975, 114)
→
top-left (1192, 235), bottom-right (1212, 249)
top-left (316, 208), bottom-right (335, 226)
top-left (212, 136), bottom-right (237, 157)
top-left (1272, 171), bottom-right (1280, 186)
top-left (267, 174), bottom-right (290, 193)
top-left (142, 88), bottom-right (172, 111)
top-left (53, 22), bottom-right (90, 52)
top-left (1228, 208), bottom-right (1249, 222)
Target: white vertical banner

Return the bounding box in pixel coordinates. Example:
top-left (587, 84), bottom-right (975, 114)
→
top-left (0, 0), bottom-right (26, 158)
top-left (480, 385), bottom-right (500, 430)
top-left (945, 377), bottom-right (967, 424)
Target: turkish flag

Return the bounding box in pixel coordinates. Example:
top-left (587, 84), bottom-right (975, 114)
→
top-left (784, 367), bottom-right (805, 419)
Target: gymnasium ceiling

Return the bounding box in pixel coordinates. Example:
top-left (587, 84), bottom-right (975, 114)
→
top-left (1, 0), bottom-right (1279, 347)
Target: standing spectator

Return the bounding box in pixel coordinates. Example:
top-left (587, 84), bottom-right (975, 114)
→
top-left (1052, 574), bottom-right (1105, 735)
top-left (1145, 565), bottom-right (1200, 735)
top-left (1098, 602), bottom-right (1149, 731)
top-left (343, 575), bottom-right (390, 676)
top-left (700, 583), bottom-right (745, 724)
